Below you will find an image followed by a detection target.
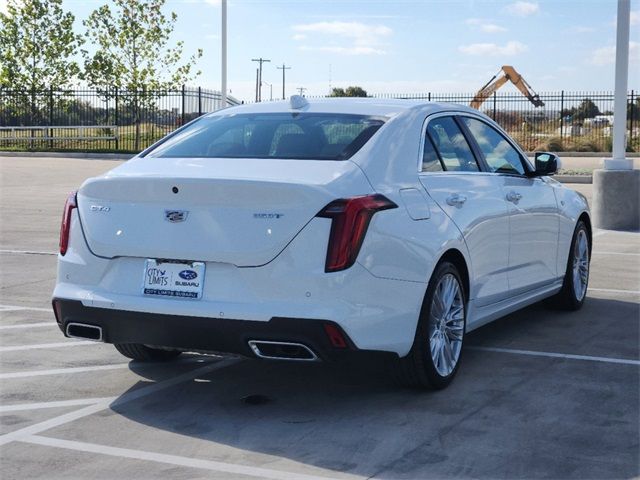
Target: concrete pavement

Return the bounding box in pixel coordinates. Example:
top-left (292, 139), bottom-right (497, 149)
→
top-left (0, 156), bottom-right (638, 479)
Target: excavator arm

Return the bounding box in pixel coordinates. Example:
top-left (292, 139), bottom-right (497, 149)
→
top-left (470, 65), bottom-right (545, 109)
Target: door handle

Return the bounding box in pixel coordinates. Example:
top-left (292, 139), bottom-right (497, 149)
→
top-left (446, 194), bottom-right (467, 206)
top-left (506, 191), bottom-right (522, 203)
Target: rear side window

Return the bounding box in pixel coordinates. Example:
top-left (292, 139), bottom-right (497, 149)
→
top-left (462, 117), bottom-right (526, 175)
top-left (146, 113), bottom-right (385, 160)
top-left (422, 135), bottom-right (444, 172)
top-left (426, 117), bottom-right (479, 172)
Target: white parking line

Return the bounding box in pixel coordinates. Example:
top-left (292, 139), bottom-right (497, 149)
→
top-left (0, 358), bottom-right (238, 446)
top-left (0, 304), bottom-right (51, 313)
top-left (0, 398), bottom-right (112, 413)
top-left (0, 363), bottom-right (129, 380)
top-left (0, 322), bottom-right (54, 330)
top-left (469, 346), bottom-right (640, 366)
top-left (588, 287), bottom-right (640, 295)
top-left (0, 356), bottom-right (214, 380)
top-left (22, 435), bottom-right (344, 480)
top-left (0, 249), bottom-right (57, 256)
top-left (0, 341), bottom-right (96, 352)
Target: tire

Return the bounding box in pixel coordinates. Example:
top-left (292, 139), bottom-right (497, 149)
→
top-left (552, 220), bottom-right (591, 311)
top-left (114, 343), bottom-right (182, 361)
top-left (397, 261), bottom-right (466, 390)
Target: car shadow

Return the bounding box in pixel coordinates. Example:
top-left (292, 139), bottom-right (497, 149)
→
top-left (109, 295), bottom-right (639, 479)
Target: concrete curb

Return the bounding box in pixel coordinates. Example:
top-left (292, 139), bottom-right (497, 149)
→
top-left (555, 175), bottom-right (593, 184)
top-left (0, 151), bottom-right (134, 160)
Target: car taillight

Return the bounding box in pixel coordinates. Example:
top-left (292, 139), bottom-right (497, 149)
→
top-left (317, 194), bottom-right (397, 272)
top-left (59, 191), bottom-right (77, 256)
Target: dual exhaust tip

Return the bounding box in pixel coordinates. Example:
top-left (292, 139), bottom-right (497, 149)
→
top-left (66, 322), bottom-right (103, 342)
top-left (248, 340), bottom-right (318, 361)
top-left (65, 323), bottom-right (318, 362)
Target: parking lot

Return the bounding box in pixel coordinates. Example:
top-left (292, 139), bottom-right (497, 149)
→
top-left (0, 156), bottom-right (638, 479)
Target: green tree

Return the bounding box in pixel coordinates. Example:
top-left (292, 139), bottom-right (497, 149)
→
top-left (82, 0), bottom-right (202, 150)
top-left (0, 0), bottom-right (81, 123)
top-left (574, 98), bottom-right (601, 120)
top-left (329, 86), bottom-right (368, 97)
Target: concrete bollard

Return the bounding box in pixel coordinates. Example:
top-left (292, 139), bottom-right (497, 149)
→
top-left (592, 169), bottom-right (640, 231)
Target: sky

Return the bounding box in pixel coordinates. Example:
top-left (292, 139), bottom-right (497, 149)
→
top-left (1, 0), bottom-right (639, 102)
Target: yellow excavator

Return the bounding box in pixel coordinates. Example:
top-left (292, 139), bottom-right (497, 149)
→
top-left (470, 65), bottom-right (544, 109)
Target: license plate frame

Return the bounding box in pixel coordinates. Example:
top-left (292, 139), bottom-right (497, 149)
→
top-left (142, 259), bottom-right (205, 300)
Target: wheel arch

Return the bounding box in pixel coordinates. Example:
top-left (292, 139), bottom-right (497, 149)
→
top-left (578, 211), bottom-right (592, 254)
top-left (437, 248), bottom-right (470, 300)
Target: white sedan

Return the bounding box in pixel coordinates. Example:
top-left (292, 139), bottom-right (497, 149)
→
top-left (52, 97), bottom-right (591, 389)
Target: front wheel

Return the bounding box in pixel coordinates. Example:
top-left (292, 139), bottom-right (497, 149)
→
top-left (553, 220), bottom-right (591, 310)
top-left (397, 261), bottom-right (466, 390)
top-left (114, 343), bottom-right (182, 361)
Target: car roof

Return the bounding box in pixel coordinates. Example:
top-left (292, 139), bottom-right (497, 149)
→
top-left (208, 97), bottom-right (479, 119)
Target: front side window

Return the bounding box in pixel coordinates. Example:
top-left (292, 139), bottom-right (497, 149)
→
top-left (146, 113), bottom-right (385, 160)
top-left (462, 117), bottom-right (527, 175)
top-left (426, 117), bottom-right (479, 172)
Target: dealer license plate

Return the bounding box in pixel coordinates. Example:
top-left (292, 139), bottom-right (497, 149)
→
top-left (142, 260), bottom-right (205, 300)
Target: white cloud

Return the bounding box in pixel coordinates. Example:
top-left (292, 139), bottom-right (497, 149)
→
top-left (292, 21), bottom-right (392, 55)
top-left (458, 41), bottom-right (528, 56)
top-left (481, 24), bottom-right (507, 33)
top-left (505, 2), bottom-right (539, 17)
top-left (631, 11), bottom-right (640, 26)
top-left (465, 18), bottom-right (507, 33)
top-left (590, 42), bottom-right (640, 66)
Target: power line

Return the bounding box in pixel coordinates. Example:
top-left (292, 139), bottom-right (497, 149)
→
top-left (251, 57), bottom-right (271, 102)
top-left (276, 63), bottom-right (291, 100)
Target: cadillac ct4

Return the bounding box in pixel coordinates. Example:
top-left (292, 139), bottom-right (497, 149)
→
top-left (52, 97), bottom-right (591, 389)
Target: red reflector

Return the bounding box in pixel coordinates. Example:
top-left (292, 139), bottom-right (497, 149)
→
top-left (317, 194), bottom-right (396, 272)
top-left (323, 323), bottom-right (348, 349)
top-left (59, 191), bottom-right (77, 256)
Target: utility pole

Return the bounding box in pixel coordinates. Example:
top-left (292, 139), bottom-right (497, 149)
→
top-left (296, 87), bottom-right (307, 96)
top-left (251, 57), bottom-right (270, 102)
top-left (220, 0), bottom-right (227, 107)
top-left (276, 63), bottom-right (291, 100)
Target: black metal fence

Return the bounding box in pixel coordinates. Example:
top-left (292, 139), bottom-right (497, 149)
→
top-left (371, 91), bottom-right (639, 153)
top-left (1, 88), bottom-right (638, 153)
top-left (0, 87), bottom-right (240, 152)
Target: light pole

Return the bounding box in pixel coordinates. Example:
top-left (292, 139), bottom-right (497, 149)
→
top-left (593, 0), bottom-right (639, 231)
top-left (220, 0), bottom-right (227, 107)
top-left (277, 63), bottom-right (291, 100)
top-left (296, 87), bottom-right (307, 96)
top-left (251, 57), bottom-right (271, 102)
top-left (262, 81), bottom-right (273, 101)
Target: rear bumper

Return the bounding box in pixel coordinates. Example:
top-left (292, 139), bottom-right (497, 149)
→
top-left (52, 298), bottom-right (397, 363)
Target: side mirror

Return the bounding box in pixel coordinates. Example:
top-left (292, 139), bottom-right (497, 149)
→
top-left (533, 152), bottom-right (560, 176)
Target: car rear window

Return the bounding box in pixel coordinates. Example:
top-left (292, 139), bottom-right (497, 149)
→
top-left (146, 113), bottom-right (386, 160)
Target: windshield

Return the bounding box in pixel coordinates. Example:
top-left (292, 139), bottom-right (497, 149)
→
top-left (146, 113), bottom-right (385, 160)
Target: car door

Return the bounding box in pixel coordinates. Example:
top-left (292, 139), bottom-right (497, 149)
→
top-left (418, 115), bottom-right (510, 307)
top-left (460, 116), bottom-right (560, 294)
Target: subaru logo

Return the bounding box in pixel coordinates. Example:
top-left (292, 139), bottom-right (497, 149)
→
top-left (178, 270), bottom-right (198, 280)
top-left (165, 210), bottom-right (188, 223)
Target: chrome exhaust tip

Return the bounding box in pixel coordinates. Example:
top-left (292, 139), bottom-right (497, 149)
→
top-left (248, 340), bottom-right (318, 361)
top-left (66, 322), bottom-right (103, 342)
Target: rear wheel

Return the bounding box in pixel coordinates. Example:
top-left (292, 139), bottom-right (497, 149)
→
top-left (553, 220), bottom-right (590, 310)
top-left (397, 261), bottom-right (466, 389)
top-left (114, 343), bottom-right (182, 361)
